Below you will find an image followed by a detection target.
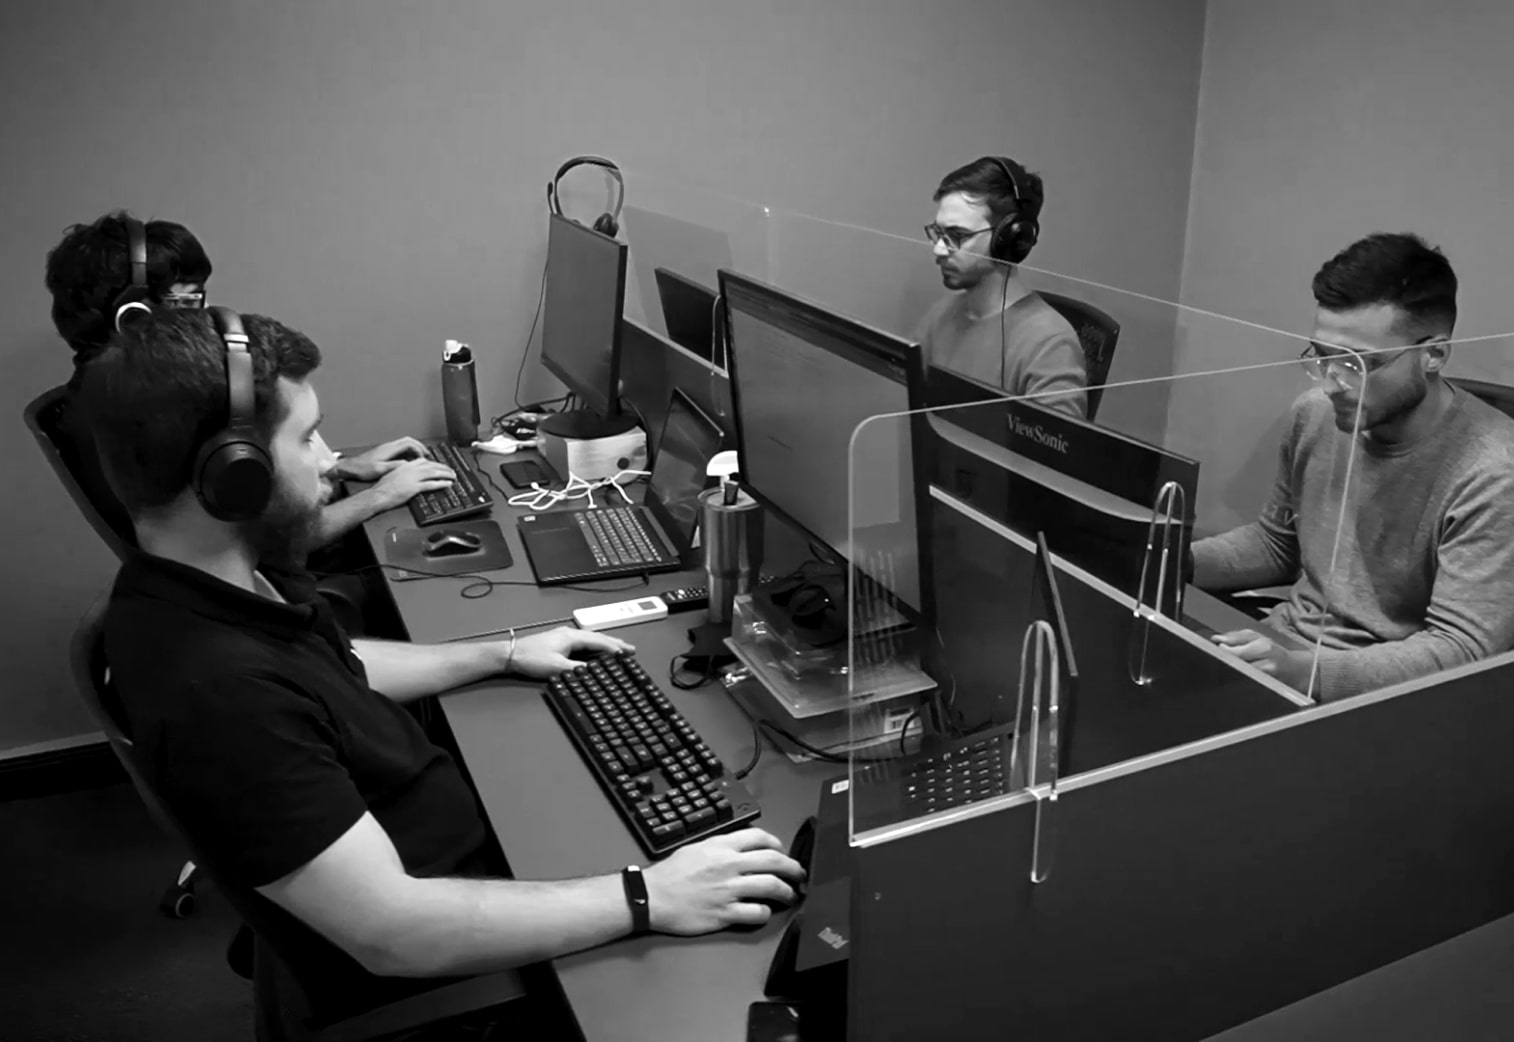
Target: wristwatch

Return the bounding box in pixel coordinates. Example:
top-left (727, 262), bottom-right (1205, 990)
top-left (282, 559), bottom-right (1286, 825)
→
top-left (621, 864), bottom-right (650, 934)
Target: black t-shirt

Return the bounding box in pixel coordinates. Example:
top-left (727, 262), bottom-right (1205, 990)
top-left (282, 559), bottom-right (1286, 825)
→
top-left (104, 551), bottom-right (489, 1023)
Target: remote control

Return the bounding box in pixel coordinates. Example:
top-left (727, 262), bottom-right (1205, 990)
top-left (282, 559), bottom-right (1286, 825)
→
top-left (661, 585), bottom-right (712, 614)
top-left (659, 575), bottom-right (779, 614)
top-left (572, 596), bottom-right (670, 631)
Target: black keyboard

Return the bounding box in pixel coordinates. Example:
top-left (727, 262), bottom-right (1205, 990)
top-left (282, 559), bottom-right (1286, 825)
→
top-left (575, 507), bottom-right (667, 568)
top-left (408, 441), bottom-right (492, 526)
top-left (544, 652), bottom-right (761, 857)
top-left (850, 726), bottom-right (1018, 834)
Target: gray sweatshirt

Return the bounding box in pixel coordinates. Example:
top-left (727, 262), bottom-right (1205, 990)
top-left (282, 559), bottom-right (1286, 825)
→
top-left (917, 291), bottom-right (1088, 418)
top-left (1192, 383), bottom-right (1514, 701)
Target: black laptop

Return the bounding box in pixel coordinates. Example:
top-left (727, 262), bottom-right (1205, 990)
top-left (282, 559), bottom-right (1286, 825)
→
top-left (518, 389), bottom-right (725, 585)
top-left (654, 267), bottom-right (725, 369)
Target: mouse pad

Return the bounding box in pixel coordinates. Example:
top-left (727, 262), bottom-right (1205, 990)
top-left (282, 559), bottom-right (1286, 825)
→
top-left (383, 519), bottom-right (514, 581)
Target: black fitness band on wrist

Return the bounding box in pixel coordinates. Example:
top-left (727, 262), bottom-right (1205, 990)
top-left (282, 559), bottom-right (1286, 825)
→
top-left (621, 865), bottom-right (650, 934)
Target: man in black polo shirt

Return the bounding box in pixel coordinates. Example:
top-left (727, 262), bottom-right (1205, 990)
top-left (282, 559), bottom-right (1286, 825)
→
top-left (84, 308), bottom-right (803, 1038)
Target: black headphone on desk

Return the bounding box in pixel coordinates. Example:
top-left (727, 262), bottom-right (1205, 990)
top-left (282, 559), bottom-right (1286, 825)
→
top-left (986, 156), bottom-right (1040, 264)
top-left (111, 216), bottom-right (154, 332)
top-left (193, 306), bottom-right (274, 522)
top-left (547, 155), bottom-right (625, 238)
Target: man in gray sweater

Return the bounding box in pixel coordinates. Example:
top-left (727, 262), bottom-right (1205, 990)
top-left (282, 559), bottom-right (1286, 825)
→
top-left (1193, 233), bottom-right (1514, 701)
top-left (917, 156), bottom-right (1088, 418)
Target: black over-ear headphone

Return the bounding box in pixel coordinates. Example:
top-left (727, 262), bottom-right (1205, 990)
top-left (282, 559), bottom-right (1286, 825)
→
top-left (987, 156), bottom-right (1040, 264)
top-left (193, 306), bottom-right (274, 522)
top-left (547, 155), bottom-right (625, 238)
top-left (112, 216), bottom-right (153, 332)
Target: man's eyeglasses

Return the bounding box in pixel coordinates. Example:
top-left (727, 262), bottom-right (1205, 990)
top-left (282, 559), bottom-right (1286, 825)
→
top-left (1298, 338), bottom-right (1434, 384)
top-left (924, 222), bottom-right (992, 252)
top-left (160, 291), bottom-right (206, 310)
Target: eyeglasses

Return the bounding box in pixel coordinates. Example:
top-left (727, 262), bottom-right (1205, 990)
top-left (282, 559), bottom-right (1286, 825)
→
top-left (924, 222), bottom-right (992, 252)
top-left (1298, 339), bottom-right (1431, 384)
top-left (160, 291), bottom-right (206, 310)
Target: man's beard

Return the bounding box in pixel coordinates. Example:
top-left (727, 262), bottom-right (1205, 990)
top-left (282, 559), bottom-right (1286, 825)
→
top-left (241, 479), bottom-right (325, 566)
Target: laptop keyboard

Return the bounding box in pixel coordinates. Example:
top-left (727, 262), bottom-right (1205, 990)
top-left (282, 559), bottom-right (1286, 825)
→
top-left (576, 507), bottom-right (666, 568)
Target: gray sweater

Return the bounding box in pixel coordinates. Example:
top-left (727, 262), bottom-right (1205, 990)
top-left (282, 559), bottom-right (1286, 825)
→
top-left (917, 291), bottom-right (1088, 418)
top-left (1193, 383), bottom-right (1514, 701)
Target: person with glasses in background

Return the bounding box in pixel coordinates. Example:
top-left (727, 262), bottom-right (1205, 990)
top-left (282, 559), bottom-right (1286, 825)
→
top-left (1192, 232), bottom-right (1514, 701)
top-left (916, 156), bottom-right (1087, 417)
top-left (44, 211), bottom-right (457, 550)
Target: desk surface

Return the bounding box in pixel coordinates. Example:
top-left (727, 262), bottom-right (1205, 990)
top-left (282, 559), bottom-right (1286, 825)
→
top-left (443, 618), bottom-right (835, 1042)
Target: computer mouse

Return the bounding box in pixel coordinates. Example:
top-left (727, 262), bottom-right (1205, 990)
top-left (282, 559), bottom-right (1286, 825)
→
top-left (421, 529), bottom-right (483, 558)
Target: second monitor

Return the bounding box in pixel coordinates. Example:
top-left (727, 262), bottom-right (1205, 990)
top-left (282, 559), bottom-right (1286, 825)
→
top-left (720, 269), bottom-right (924, 616)
top-left (539, 212), bottom-right (636, 439)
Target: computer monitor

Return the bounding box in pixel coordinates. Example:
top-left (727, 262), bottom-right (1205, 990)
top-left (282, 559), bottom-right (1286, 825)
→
top-left (920, 364), bottom-right (1197, 617)
top-left (618, 318), bottom-right (732, 458)
top-left (539, 213), bottom-right (634, 439)
top-left (719, 270), bottom-right (925, 612)
top-left (655, 268), bottom-right (725, 370)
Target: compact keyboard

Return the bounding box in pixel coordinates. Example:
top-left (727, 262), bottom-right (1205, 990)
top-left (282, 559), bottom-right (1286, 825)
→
top-left (407, 441), bottom-right (492, 526)
top-left (575, 507), bottom-right (667, 568)
top-left (544, 652), bottom-right (761, 857)
top-left (849, 726), bottom-right (1019, 834)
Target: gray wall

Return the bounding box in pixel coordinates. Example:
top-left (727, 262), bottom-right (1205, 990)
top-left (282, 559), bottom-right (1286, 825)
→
top-left (1173, 0), bottom-right (1514, 531)
top-left (0, 0), bottom-right (1207, 754)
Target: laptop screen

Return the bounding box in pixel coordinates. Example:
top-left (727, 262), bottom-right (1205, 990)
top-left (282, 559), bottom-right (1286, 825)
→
top-left (649, 391), bottom-right (724, 542)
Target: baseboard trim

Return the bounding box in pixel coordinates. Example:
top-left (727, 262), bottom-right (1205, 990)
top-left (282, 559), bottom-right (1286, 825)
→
top-left (0, 739), bottom-right (124, 802)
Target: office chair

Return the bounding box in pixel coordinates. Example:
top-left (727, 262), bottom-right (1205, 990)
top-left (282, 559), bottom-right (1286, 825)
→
top-left (1454, 377), bottom-right (1514, 421)
top-left (1039, 291), bottom-right (1122, 421)
top-left (69, 598), bottom-right (527, 1041)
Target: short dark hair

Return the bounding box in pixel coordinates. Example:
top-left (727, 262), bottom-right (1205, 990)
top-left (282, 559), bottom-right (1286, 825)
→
top-left (934, 156), bottom-right (1046, 227)
top-left (44, 210), bottom-right (214, 358)
top-left (1311, 232), bottom-right (1458, 336)
top-left (80, 310), bottom-right (321, 514)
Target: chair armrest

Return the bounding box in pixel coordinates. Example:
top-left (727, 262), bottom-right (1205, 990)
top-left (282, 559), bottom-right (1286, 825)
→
top-left (309, 968), bottom-right (527, 1042)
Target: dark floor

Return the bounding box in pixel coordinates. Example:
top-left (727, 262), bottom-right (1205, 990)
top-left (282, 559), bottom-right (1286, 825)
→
top-left (0, 782), bottom-right (253, 1042)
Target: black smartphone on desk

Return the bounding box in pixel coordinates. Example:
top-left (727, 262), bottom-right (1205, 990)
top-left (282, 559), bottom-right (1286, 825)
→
top-left (748, 1001), bottom-right (807, 1042)
top-left (500, 457), bottom-right (557, 489)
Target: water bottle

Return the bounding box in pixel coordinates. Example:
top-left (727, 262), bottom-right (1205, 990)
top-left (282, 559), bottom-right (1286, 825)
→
top-left (441, 340), bottom-right (480, 445)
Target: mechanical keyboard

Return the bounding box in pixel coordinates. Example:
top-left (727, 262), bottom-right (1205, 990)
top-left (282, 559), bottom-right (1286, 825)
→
top-left (575, 507), bottom-right (667, 568)
top-left (849, 725), bottom-right (1020, 834)
top-left (407, 441), bottom-right (492, 526)
top-left (544, 652), bottom-right (762, 857)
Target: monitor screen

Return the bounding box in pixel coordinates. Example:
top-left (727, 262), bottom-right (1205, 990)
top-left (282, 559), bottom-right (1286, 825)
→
top-left (541, 213), bottom-right (628, 417)
top-left (720, 271), bottom-right (922, 610)
top-left (649, 389), bottom-right (724, 542)
top-left (655, 268), bottom-right (724, 369)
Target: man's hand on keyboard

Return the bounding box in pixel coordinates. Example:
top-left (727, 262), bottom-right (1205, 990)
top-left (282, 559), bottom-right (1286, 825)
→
top-left (508, 628), bottom-right (633, 678)
top-left (368, 458), bottom-right (457, 512)
top-left (337, 437), bottom-right (429, 481)
top-left (643, 828), bottom-right (804, 934)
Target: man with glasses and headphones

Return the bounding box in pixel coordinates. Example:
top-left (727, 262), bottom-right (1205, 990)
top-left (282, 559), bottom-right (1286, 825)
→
top-left (918, 155), bottom-right (1088, 417)
top-left (44, 212), bottom-right (458, 550)
top-left (1193, 232), bottom-right (1514, 701)
top-left (83, 308), bottom-right (804, 1038)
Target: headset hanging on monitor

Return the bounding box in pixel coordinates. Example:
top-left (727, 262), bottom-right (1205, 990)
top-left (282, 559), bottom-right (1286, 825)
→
top-left (547, 155), bottom-right (625, 238)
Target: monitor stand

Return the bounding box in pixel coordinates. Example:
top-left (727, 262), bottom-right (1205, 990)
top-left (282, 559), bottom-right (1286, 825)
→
top-left (537, 409), bottom-right (639, 440)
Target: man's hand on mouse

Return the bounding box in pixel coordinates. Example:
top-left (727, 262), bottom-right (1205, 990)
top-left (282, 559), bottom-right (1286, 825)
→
top-left (1210, 628), bottom-right (1312, 692)
top-left (334, 437), bottom-right (429, 482)
top-left (505, 626), bottom-right (634, 678)
top-left (366, 458), bottom-right (457, 512)
top-left (643, 828), bottom-right (804, 934)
